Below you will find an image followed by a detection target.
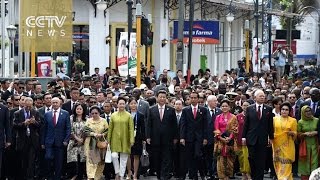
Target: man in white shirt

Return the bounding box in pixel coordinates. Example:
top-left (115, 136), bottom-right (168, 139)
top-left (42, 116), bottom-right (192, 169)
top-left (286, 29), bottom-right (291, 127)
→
top-left (261, 58), bottom-right (270, 73)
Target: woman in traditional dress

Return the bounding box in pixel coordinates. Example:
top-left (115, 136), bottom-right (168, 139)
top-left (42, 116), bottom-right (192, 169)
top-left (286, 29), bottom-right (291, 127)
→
top-left (272, 102), bottom-right (297, 180)
top-left (67, 103), bottom-right (87, 180)
top-left (298, 105), bottom-right (319, 180)
top-left (83, 106), bottom-right (108, 180)
top-left (126, 97), bottom-right (145, 180)
top-left (236, 101), bottom-right (251, 180)
top-left (214, 99), bottom-right (238, 180)
top-left (108, 97), bottom-right (135, 180)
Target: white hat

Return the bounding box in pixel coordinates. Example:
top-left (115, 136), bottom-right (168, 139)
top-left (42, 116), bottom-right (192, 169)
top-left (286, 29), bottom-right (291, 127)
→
top-left (81, 88), bottom-right (92, 96)
top-left (139, 84), bottom-right (147, 89)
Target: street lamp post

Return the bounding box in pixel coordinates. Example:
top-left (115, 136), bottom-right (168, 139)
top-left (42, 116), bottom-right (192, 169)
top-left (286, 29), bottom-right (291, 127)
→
top-left (226, 12), bottom-right (234, 71)
top-left (6, 24), bottom-right (17, 78)
top-left (127, 0), bottom-right (133, 89)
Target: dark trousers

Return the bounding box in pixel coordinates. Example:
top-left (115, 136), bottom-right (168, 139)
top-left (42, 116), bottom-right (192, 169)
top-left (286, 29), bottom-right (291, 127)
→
top-left (47, 147), bottom-right (64, 180)
top-left (204, 144), bottom-right (216, 177)
top-left (68, 160), bottom-right (85, 180)
top-left (265, 146), bottom-right (276, 177)
top-left (173, 143), bottom-right (180, 177)
top-left (38, 149), bottom-right (50, 179)
top-left (152, 145), bottom-right (172, 180)
top-left (0, 148), bottom-right (3, 179)
top-left (184, 142), bottom-right (206, 179)
top-left (20, 143), bottom-right (37, 179)
top-left (103, 162), bottom-right (115, 180)
top-left (292, 142), bottom-right (299, 175)
top-left (2, 146), bottom-right (17, 179)
top-left (248, 144), bottom-right (267, 180)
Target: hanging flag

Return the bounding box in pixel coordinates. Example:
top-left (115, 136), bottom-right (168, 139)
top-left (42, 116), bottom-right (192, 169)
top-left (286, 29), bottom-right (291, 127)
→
top-left (37, 56), bottom-right (52, 77)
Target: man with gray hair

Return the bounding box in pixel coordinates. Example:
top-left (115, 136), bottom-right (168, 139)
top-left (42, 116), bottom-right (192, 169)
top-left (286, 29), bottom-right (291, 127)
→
top-left (206, 95), bottom-right (221, 179)
top-left (13, 97), bottom-right (40, 179)
top-left (242, 90), bottom-right (274, 180)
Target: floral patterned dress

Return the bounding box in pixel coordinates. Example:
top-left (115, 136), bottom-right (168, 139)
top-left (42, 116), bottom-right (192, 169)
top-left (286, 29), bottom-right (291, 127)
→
top-left (67, 116), bottom-right (86, 163)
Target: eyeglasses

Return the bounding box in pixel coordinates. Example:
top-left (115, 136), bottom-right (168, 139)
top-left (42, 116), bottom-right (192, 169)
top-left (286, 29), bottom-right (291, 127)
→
top-left (288, 97), bottom-right (296, 99)
top-left (91, 112), bottom-right (99, 115)
top-left (281, 108), bottom-right (289, 111)
top-left (7, 102), bottom-right (12, 105)
top-left (89, 101), bottom-right (97, 104)
top-left (14, 99), bottom-right (20, 101)
top-left (19, 87), bottom-right (25, 89)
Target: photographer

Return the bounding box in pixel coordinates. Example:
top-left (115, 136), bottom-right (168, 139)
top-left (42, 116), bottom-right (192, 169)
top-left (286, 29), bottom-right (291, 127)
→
top-left (272, 45), bottom-right (286, 81)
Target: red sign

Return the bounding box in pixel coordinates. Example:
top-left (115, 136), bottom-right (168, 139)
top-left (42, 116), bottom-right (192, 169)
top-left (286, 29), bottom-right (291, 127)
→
top-left (273, 40), bottom-right (296, 54)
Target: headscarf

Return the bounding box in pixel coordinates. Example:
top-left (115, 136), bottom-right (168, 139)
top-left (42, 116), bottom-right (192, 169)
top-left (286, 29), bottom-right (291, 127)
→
top-left (301, 105), bottom-right (315, 121)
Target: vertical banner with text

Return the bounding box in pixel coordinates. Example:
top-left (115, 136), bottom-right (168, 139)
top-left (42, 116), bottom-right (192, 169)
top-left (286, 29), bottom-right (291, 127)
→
top-left (128, 33), bottom-right (137, 77)
top-left (117, 32), bottom-right (129, 77)
top-left (20, 0), bottom-right (73, 52)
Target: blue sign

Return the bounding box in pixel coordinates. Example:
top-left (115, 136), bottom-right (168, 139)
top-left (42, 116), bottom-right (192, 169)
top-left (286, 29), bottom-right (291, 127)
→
top-left (172, 20), bottom-right (220, 44)
top-left (73, 33), bottom-right (89, 40)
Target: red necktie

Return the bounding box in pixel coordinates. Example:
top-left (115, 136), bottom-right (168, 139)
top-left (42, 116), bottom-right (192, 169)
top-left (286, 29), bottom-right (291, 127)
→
top-left (193, 107), bottom-right (197, 119)
top-left (53, 111), bottom-right (57, 126)
top-left (257, 106), bottom-right (261, 119)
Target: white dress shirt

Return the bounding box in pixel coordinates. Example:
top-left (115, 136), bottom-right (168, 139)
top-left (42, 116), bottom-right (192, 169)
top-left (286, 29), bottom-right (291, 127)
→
top-left (53, 108), bottom-right (61, 124)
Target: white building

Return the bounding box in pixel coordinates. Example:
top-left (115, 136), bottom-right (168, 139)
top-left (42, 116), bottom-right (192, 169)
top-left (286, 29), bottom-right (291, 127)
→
top-left (8, 0), bottom-right (318, 77)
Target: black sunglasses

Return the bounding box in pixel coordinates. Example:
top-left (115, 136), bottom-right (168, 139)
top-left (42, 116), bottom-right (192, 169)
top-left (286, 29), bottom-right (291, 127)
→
top-left (19, 87), bottom-right (25, 89)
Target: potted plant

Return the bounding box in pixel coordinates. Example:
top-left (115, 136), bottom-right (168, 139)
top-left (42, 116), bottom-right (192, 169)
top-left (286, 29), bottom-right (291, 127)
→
top-left (55, 59), bottom-right (64, 68)
top-left (74, 59), bottom-right (85, 72)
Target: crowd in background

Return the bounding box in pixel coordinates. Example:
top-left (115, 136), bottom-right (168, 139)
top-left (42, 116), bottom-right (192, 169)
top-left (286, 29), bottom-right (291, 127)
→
top-left (0, 63), bottom-right (320, 180)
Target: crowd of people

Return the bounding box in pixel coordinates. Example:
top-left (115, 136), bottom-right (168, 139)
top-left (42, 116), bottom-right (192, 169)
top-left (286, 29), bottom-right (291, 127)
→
top-left (0, 65), bottom-right (320, 180)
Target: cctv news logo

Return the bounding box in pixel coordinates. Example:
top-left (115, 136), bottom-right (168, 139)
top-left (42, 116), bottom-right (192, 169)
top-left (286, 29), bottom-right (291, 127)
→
top-left (25, 16), bottom-right (67, 37)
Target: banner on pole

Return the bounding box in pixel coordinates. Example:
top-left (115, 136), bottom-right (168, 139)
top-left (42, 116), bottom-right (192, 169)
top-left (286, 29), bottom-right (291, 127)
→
top-left (37, 56), bottom-right (52, 77)
top-left (128, 33), bottom-right (137, 77)
top-left (20, 0), bottom-right (73, 52)
top-left (117, 32), bottom-right (129, 77)
top-left (56, 56), bottom-right (69, 78)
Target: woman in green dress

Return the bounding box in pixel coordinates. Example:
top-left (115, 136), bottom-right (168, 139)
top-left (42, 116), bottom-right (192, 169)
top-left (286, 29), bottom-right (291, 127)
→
top-left (108, 97), bottom-right (135, 180)
top-left (298, 105), bottom-right (319, 180)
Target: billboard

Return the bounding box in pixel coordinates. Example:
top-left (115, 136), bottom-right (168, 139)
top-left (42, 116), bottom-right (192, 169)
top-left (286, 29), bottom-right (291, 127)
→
top-left (172, 21), bottom-right (220, 44)
top-left (20, 0), bottom-right (73, 52)
top-left (37, 56), bottom-right (52, 77)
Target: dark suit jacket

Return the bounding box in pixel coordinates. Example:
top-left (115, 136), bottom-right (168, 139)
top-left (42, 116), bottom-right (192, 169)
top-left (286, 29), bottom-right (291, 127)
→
top-left (242, 104), bottom-right (274, 146)
top-left (147, 105), bottom-right (178, 146)
top-left (207, 107), bottom-right (222, 145)
top-left (61, 101), bottom-right (73, 115)
top-left (132, 112), bottom-right (146, 143)
top-left (297, 100), bottom-right (320, 120)
top-left (180, 105), bottom-right (209, 143)
top-left (13, 109), bottom-right (41, 151)
top-left (0, 104), bottom-right (11, 148)
top-left (41, 109), bottom-right (71, 148)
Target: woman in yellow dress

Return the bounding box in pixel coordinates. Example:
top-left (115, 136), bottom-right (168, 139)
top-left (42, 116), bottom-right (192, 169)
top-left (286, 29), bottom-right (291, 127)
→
top-left (83, 106), bottom-right (109, 180)
top-left (272, 102), bottom-right (297, 180)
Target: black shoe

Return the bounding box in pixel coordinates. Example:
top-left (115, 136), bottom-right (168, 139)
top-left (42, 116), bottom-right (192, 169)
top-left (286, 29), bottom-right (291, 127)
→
top-left (264, 170), bottom-right (269, 174)
top-left (229, 176), bottom-right (236, 179)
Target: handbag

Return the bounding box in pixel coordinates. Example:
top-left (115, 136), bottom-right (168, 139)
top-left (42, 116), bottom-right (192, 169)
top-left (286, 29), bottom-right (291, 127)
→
top-left (140, 143), bottom-right (150, 167)
top-left (97, 136), bottom-right (108, 149)
top-left (299, 138), bottom-right (307, 160)
top-left (105, 144), bottom-right (112, 163)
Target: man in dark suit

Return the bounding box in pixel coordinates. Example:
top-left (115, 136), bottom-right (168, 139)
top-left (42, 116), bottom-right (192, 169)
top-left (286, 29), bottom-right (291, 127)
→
top-left (173, 99), bottom-right (183, 178)
top-left (62, 87), bottom-right (80, 115)
top-left (13, 97), bottom-right (40, 180)
top-left (180, 91), bottom-right (208, 180)
top-left (242, 90), bottom-right (274, 180)
top-left (206, 95), bottom-right (221, 180)
top-left (0, 100), bottom-right (12, 179)
top-left (297, 88), bottom-right (320, 120)
top-left (146, 90), bottom-right (178, 180)
top-left (41, 97), bottom-right (71, 180)
top-left (132, 88), bottom-right (150, 131)
top-left (37, 93), bottom-right (52, 179)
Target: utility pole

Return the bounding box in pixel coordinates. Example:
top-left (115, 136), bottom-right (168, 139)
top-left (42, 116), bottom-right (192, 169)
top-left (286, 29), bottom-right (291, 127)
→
top-left (187, 0), bottom-right (194, 84)
top-left (1, 0), bottom-right (5, 77)
top-left (136, 2), bottom-right (142, 87)
top-left (268, 0), bottom-right (272, 66)
top-left (176, 0), bottom-right (184, 72)
top-left (254, 0), bottom-right (259, 73)
top-left (127, 0), bottom-right (133, 88)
